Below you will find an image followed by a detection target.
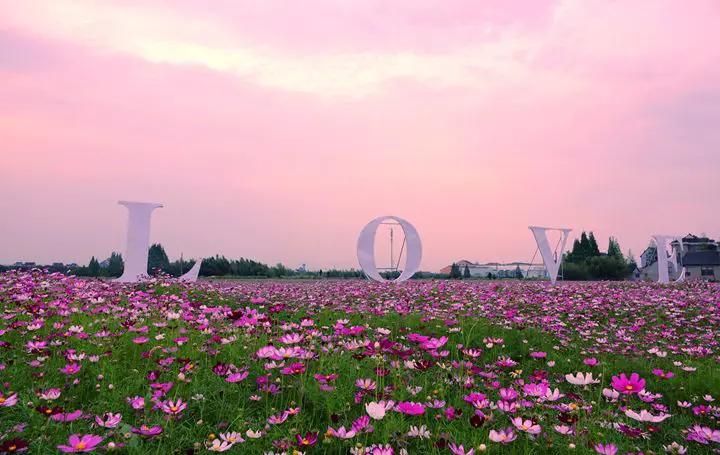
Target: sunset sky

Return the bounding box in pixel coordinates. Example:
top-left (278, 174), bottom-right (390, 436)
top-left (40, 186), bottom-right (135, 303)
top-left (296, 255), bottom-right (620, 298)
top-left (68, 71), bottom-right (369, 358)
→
top-left (1, 0), bottom-right (719, 271)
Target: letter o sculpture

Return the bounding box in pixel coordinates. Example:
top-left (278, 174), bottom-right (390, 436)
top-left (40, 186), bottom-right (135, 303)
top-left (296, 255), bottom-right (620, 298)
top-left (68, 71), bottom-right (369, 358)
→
top-left (357, 216), bottom-right (422, 283)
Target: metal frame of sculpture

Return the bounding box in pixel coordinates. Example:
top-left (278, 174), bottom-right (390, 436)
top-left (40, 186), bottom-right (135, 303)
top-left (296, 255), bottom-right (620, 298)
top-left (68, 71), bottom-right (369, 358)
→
top-left (529, 226), bottom-right (572, 285)
top-left (357, 216), bottom-right (422, 283)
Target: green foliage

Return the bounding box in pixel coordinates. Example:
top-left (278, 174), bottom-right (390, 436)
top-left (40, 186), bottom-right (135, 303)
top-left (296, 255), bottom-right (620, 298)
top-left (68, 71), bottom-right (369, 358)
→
top-left (564, 231), bottom-right (630, 281)
top-left (463, 264), bottom-right (471, 278)
top-left (147, 243), bottom-right (170, 275)
top-left (514, 265), bottom-right (523, 279)
top-left (106, 252), bottom-right (124, 277)
top-left (87, 256), bottom-right (100, 277)
top-left (449, 263), bottom-right (462, 279)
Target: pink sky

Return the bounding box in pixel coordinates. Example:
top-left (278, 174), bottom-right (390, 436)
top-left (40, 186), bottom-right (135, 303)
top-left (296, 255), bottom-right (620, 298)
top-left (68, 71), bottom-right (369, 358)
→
top-left (1, 0), bottom-right (719, 271)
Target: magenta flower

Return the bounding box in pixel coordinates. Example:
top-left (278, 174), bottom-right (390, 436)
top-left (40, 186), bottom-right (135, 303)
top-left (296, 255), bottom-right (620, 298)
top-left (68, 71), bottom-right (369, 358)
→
top-left (0, 392), bottom-right (18, 407)
top-left (226, 372), bottom-right (249, 383)
top-left (95, 413), bottom-right (122, 428)
top-left (652, 369), bottom-right (675, 379)
top-left (295, 432), bottom-right (318, 447)
top-left (594, 443), bottom-right (618, 455)
top-left (131, 425), bottom-right (163, 437)
top-left (51, 410), bottom-right (83, 422)
top-left (395, 402), bottom-right (426, 416)
top-left (512, 417), bottom-right (542, 435)
top-left (583, 357), bottom-right (599, 366)
top-left (489, 428), bottom-right (517, 444)
top-left (127, 396), bottom-right (145, 410)
top-left (449, 443), bottom-right (475, 455)
top-left (611, 373), bottom-right (645, 394)
top-left (57, 434), bottom-right (103, 453)
top-left (160, 398), bottom-right (186, 415)
top-left (280, 362), bottom-right (305, 375)
top-left (529, 351), bottom-right (547, 359)
top-left (59, 364), bottom-right (81, 375)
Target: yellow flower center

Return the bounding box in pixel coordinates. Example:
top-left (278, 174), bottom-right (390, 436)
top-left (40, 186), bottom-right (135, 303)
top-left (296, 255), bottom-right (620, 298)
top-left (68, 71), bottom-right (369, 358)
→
top-left (45, 409), bottom-right (52, 414)
top-left (522, 425), bottom-right (528, 431)
top-left (9, 445), bottom-right (17, 452)
top-left (302, 438), bottom-right (309, 444)
top-left (625, 385), bottom-right (633, 390)
top-left (170, 406), bottom-right (178, 412)
top-left (76, 443), bottom-right (86, 450)
top-left (0, 398), bottom-right (5, 404)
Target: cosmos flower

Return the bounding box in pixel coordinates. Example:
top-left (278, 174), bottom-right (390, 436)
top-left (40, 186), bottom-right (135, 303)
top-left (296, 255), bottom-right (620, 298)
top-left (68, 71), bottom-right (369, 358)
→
top-left (565, 372), bottom-right (600, 385)
top-left (611, 373), bottom-right (646, 394)
top-left (95, 413), bottom-right (123, 428)
top-left (489, 428), bottom-right (517, 444)
top-left (395, 402), bottom-right (426, 416)
top-left (57, 434), bottom-right (103, 453)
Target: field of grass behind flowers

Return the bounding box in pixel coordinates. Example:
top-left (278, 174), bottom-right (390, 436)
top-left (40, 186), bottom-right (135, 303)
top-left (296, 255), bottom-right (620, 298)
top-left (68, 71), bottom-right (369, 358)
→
top-left (0, 270), bottom-right (719, 454)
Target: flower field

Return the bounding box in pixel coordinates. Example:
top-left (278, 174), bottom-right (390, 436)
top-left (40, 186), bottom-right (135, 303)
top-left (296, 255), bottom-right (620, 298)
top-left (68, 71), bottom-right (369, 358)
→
top-left (0, 271), bottom-right (719, 454)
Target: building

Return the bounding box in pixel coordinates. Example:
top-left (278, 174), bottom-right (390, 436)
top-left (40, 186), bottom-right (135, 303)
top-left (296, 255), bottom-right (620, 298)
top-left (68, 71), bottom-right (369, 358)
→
top-left (440, 260), bottom-right (547, 279)
top-left (637, 234), bottom-right (719, 281)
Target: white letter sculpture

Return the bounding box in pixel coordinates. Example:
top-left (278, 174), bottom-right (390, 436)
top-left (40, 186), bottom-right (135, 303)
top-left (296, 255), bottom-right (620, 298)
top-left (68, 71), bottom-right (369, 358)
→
top-left (651, 235), bottom-right (685, 284)
top-left (178, 260), bottom-right (203, 282)
top-left (115, 201), bottom-right (203, 283)
top-left (529, 226), bottom-right (572, 285)
top-left (115, 201), bottom-right (163, 283)
top-left (357, 216), bottom-right (422, 283)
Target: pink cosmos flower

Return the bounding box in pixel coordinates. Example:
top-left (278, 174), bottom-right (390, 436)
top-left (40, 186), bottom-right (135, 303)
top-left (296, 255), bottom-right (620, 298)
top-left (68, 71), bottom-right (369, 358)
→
top-left (530, 351), bottom-right (547, 358)
top-left (594, 443), bottom-right (618, 455)
top-left (512, 417), bottom-right (542, 435)
top-left (268, 411), bottom-right (289, 424)
top-left (59, 364), bottom-right (81, 375)
top-left (280, 333), bottom-right (303, 344)
top-left (652, 369), bottom-right (675, 379)
top-left (131, 425), bottom-right (163, 437)
top-left (57, 434), bottom-right (103, 453)
top-left (127, 396), bottom-right (145, 410)
top-left (625, 409), bottom-right (672, 423)
top-left (226, 372), bottom-right (249, 383)
top-left (499, 388), bottom-right (518, 401)
top-left (583, 357), bottom-right (600, 366)
top-left (611, 373), bottom-right (645, 394)
top-left (489, 428), bottom-right (516, 444)
top-left (685, 425), bottom-right (720, 443)
top-left (395, 402), bottom-right (426, 416)
top-left (205, 439), bottom-right (232, 452)
top-left (0, 392), bottom-right (18, 407)
top-left (132, 337), bottom-right (148, 344)
top-left (554, 425), bottom-right (573, 435)
top-left (51, 410), bottom-right (83, 422)
top-left (449, 443), bottom-right (475, 455)
top-left (95, 413), bottom-right (122, 428)
top-left (420, 336), bottom-right (448, 350)
top-left (326, 426), bottom-right (357, 439)
top-left (39, 388), bottom-right (62, 400)
top-left (160, 398), bottom-right (186, 415)
top-left (565, 372), bottom-right (600, 386)
top-left (355, 379), bottom-right (377, 390)
top-left (280, 362), bottom-right (305, 375)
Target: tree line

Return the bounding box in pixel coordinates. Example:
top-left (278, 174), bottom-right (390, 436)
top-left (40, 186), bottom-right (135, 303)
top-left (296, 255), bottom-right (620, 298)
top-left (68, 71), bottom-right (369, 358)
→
top-left (561, 232), bottom-right (637, 280)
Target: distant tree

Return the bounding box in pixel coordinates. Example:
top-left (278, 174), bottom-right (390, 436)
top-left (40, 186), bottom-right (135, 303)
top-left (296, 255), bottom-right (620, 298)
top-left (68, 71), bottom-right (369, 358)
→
top-left (449, 263), bottom-right (461, 279)
top-left (147, 244), bottom-right (170, 275)
top-left (88, 256), bottom-right (100, 277)
top-left (514, 265), bottom-right (523, 279)
top-left (463, 264), bottom-right (471, 278)
top-left (107, 252), bottom-right (124, 277)
top-left (588, 232), bottom-right (601, 257)
top-left (486, 272), bottom-right (494, 280)
top-left (607, 237), bottom-right (624, 260)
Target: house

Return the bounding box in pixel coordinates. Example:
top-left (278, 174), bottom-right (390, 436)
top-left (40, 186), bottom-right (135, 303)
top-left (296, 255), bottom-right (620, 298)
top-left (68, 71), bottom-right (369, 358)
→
top-left (637, 234), bottom-right (719, 281)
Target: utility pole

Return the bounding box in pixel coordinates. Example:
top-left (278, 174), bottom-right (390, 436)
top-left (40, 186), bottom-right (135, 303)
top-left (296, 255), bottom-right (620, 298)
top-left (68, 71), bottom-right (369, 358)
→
top-left (390, 228), bottom-right (394, 272)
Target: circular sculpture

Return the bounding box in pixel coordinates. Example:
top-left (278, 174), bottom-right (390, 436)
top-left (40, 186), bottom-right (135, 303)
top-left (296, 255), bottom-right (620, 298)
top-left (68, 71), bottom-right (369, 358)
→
top-left (357, 216), bottom-right (422, 283)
